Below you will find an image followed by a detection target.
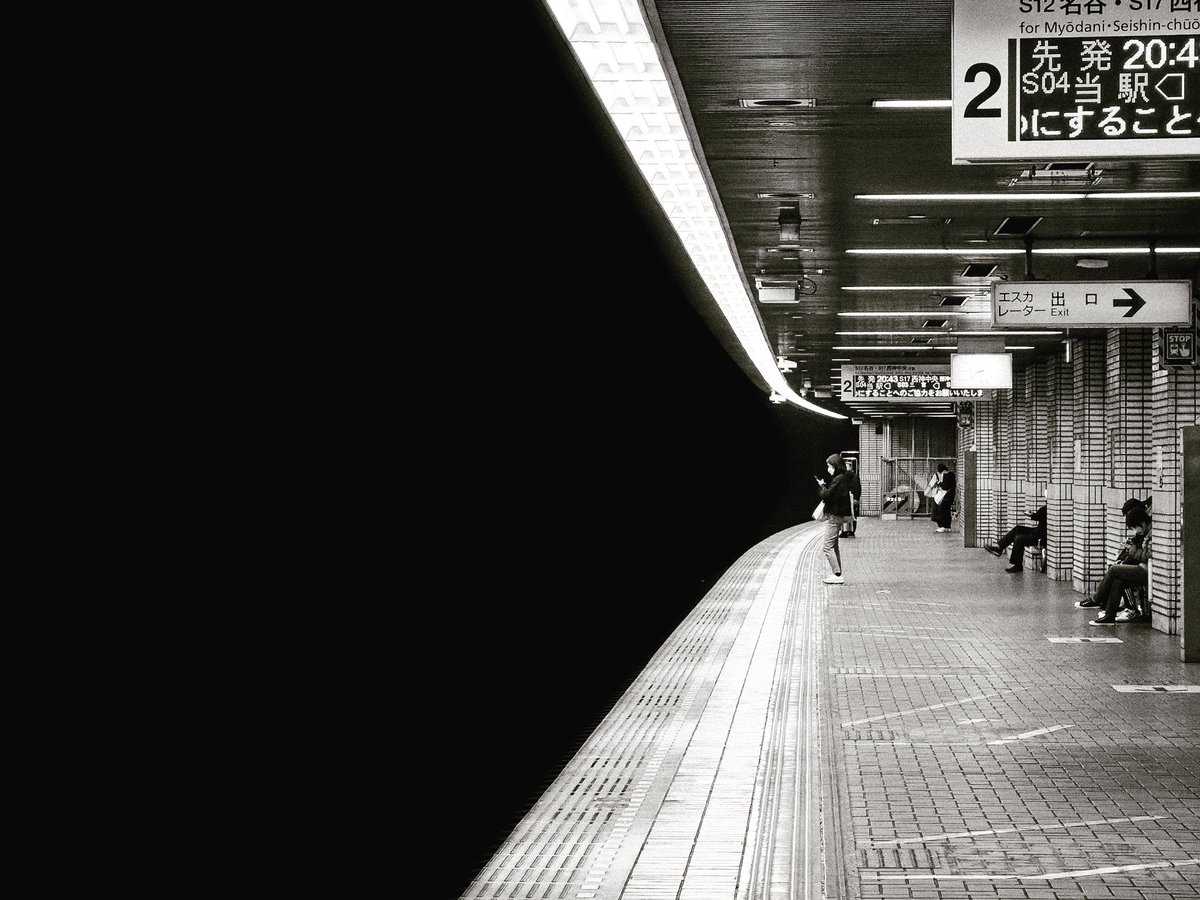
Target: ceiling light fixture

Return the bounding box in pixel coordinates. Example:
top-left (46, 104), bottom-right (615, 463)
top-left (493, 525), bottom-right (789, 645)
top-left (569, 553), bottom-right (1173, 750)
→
top-left (841, 286), bottom-right (990, 292)
top-left (871, 99), bottom-right (952, 108)
top-left (847, 247), bottom-right (1198, 255)
top-left (1076, 257), bottom-right (1109, 268)
top-left (834, 345), bottom-right (938, 351)
top-left (757, 192), bottom-right (816, 199)
top-left (739, 98), bottom-right (818, 108)
top-left (837, 311), bottom-right (988, 317)
top-left (545, 0), bottom-right (844, 420)
top-left (855, 191), bottom-right (1199, 200)
top-left (837, 330), bottom-right (1062, 336)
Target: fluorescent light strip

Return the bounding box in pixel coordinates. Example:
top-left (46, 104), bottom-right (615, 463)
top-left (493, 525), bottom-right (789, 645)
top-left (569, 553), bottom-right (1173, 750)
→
top-left (1035, 246), bottom-right (1199, 255)
top-left (544, 0), bottom-right (843, 419)
top-left (937, 346), bottom-right (1035, 351)
top-left (834, 346), bottom-right (937, 351)
top-left (842, 286), bottom-right (989, 292)
top-left (872, 99), bottom-right (952, 108)
top-left (847, 247), bottom-right (1198, 255)
top-left (855, 192), bottom-right (1200, 201)
top-left (838, 331), bottom-right (1062, 336)
top-left (838, 312), bottom-right (988, 317)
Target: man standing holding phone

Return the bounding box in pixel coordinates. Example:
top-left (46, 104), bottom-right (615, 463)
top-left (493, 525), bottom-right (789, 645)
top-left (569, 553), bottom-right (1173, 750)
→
top-left (815, 453), bottom-right (854, 584)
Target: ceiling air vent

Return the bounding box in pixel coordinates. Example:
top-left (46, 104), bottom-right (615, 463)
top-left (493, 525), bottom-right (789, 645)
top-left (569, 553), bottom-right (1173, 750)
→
top-left (739, 98), bottom-right (817, 108)
top-left (940, 296), bottom-right (969, 306)
top-left (994, 216), bottom-right (1043, 236)
top-left (962, 263), bottom-right (997, 277)
top-left (1039, 161), bottom-right (1094, 175)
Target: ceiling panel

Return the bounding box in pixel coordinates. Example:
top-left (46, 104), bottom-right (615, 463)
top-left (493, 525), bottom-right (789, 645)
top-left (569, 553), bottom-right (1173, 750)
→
top-left (650, 0), bottom-right (1199, 412)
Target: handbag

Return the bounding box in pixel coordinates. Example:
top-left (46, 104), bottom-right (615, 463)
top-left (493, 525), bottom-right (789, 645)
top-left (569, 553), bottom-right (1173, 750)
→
top-left (812, 500), bottom-right (825, 520)
top-left (931, 487), bottom-right (947, 504)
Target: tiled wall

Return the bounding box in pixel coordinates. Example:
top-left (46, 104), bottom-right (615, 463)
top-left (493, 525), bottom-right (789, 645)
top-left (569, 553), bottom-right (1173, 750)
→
top-left (965, 320), bottom-right (1197, 636)
top-left (857, 422), bottom-right (884, 515)
top-left (1071, 335), bottom-right (1108, 594)
top-left (1046, 355), bottom-right (1075, 577)
top-left (1149, 327), bottom-right (1200, 633)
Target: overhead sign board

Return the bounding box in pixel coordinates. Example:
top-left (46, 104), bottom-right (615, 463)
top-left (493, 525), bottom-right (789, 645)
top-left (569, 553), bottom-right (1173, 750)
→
top-left (842, 365), bottom-right (989, 400)
top-left (952, 0), bottom-right (1200, 162)
top-left (991, 280), bottom-right (1192, 326)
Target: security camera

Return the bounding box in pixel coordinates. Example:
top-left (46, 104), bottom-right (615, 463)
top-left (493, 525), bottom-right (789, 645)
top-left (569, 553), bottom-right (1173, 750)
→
top-left (769, 391), bottom-right (786, 404)
top-left (776, 356), bottom-right (797, 373)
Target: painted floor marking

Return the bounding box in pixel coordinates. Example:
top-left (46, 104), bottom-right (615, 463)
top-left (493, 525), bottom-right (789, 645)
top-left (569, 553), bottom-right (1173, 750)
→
top-left (955, 718), bottom-right (991, 725)
top-left (841, 690), bottom-right (1014, 728)
top-left (1047, 636), bottom-right (1123, 643)
top-left (989, 723), bottom-right (1076, 745)
top-left (864, 857), bottom-right (1200, 881)
top-left (866, 814), bottom-right (1165, 847)
top-left (827, 603), bottom-right (953, 615)
top-left (834, 632), bottom-right (978, 642)
top-left (1112, 684), bottom-right (1200, 693)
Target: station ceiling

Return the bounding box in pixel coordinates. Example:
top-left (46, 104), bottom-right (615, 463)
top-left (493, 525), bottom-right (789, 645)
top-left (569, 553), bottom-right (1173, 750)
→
top-left (639, 1), bottom-right (1199, 418)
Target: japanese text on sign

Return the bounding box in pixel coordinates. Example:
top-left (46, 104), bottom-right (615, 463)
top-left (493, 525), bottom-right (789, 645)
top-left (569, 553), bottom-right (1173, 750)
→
top-left (844, 372), bottom-right (985, 399)
top-left (991, 280), bottom-right (1192, 326)
top-left (952, 0), bottom-right (1200, 161)
top-left (1015, 35), bottom-right (1198, 141)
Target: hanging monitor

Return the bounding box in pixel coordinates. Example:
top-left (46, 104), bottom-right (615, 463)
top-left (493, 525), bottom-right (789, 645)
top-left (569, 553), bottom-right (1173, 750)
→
top-left (950, 352), bottom-right (1013, 389)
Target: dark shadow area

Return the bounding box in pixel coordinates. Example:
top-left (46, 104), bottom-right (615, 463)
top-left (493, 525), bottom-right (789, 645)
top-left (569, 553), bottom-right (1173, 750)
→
top-left (434, 4), bottom-right (857, 895)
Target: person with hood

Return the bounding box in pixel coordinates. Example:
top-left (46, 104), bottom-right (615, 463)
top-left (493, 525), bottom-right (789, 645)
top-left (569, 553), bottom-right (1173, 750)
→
top-left (815, 453), bottom-right (853, 584)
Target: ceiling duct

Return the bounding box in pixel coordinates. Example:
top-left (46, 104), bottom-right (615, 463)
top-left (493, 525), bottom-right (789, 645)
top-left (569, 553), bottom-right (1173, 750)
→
top-left (778, 204), bottom-right (802, 243)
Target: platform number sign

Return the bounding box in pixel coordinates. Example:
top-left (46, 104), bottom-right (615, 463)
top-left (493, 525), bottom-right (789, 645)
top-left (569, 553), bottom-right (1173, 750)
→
top-left (952, 0), bottom-right (1200, 162)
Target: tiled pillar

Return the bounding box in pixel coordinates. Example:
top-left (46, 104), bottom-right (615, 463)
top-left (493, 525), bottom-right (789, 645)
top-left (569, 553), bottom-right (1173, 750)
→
top-left (997, 385), bottom-right (1013, 535)
top-left (1104, 329), bottom-right (1154, 562)
top-left (1071, 335), bottom-right (1107, 594)
top-left (972, 398), bottom-right (998, 542)
top-left (1025, 359), bottom-right (1049, 511)
top-left (1046, 354), bottom-right (1074, 580)
top-left (1150, 328), bottom-right (1200, 635)
top-left (857, 421), bottom-right (884, 516)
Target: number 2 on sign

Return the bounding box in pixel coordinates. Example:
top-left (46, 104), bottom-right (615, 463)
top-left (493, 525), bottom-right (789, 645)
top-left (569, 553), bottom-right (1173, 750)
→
top-left (964, 63), bottom-right (1002, 117)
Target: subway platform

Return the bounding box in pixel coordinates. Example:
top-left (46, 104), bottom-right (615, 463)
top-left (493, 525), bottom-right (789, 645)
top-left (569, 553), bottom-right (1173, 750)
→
top-left (462, 518), bottom-right (1199, 899)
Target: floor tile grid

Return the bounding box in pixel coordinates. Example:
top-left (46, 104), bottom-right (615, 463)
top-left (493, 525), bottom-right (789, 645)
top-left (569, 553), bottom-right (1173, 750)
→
top-left (824, 519), bottom-right (1200, 899)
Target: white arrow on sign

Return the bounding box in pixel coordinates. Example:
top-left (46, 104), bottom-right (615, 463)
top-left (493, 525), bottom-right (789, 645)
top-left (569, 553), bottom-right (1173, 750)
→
top-left (1156, 73), bottom-right (1186, 102)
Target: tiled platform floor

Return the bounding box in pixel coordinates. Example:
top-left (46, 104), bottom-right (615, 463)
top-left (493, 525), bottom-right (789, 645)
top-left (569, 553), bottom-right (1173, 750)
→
top-left (462, 518), bottom-right (1199, 899)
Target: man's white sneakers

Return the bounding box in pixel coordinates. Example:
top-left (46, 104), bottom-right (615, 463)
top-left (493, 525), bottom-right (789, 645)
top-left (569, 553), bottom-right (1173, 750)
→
top-left (823, 575), bottom-right (845, 584)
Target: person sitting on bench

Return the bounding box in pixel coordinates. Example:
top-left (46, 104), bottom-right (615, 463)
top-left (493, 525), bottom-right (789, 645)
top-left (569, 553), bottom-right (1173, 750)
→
top-left (984, 504), bottom-right (1047, 573)
top-left (1077, 506), bottom-right (1152, 625)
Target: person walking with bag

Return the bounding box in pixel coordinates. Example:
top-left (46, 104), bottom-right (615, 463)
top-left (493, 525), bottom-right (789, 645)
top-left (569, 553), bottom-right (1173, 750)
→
top-left (815, 453), bottom-right (853, 584)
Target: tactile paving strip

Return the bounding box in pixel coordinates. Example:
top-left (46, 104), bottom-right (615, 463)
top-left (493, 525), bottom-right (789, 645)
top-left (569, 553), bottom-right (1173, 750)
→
top-left (461, 524), bottom-right (828, 899)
